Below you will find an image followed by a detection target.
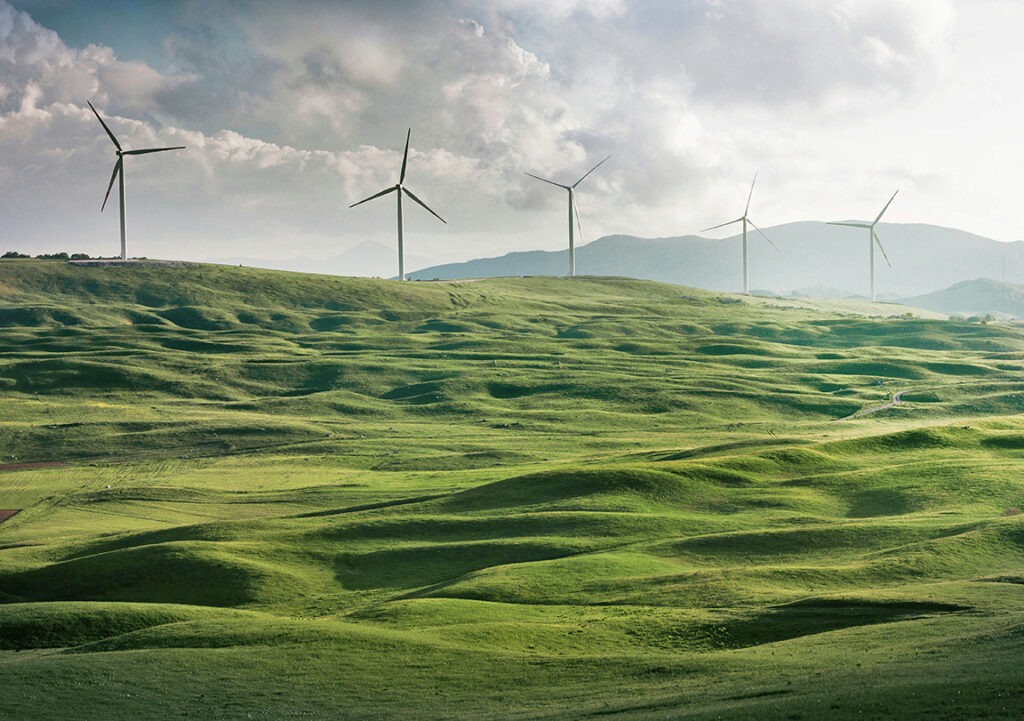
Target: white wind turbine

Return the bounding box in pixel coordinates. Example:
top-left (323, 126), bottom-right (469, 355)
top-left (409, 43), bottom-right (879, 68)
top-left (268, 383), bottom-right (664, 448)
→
top-left (88, 101), bottom-right (185, 261)
top-left (702, 173), bottom-right (778, 295)
top-left (828, 190), bottom-right (898, 302)
top-left (525, 155), bottom-right (611, 277)
top-left (349, 129), bottom-right (446, 281)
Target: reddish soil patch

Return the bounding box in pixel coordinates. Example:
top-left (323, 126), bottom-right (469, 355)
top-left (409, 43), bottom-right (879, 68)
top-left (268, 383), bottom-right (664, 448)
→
top-left (0, 461), bottom-right (66, 472)
top-left (0, 510), bottom-right (21, 523)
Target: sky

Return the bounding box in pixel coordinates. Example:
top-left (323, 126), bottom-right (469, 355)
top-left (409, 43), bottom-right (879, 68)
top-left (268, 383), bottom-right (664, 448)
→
top-left (2, 0), bottom-right (1023, 273)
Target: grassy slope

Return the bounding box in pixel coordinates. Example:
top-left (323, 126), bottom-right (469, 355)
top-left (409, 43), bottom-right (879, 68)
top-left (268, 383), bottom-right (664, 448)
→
top-left (2, 260), bottom-right (1024, 719)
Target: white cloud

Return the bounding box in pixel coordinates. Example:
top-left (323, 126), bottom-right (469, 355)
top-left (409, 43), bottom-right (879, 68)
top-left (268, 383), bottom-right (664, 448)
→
top-left (7, 0), bottom-right (1022, 273)
top-left (0, 2), bottom-right (195, 118)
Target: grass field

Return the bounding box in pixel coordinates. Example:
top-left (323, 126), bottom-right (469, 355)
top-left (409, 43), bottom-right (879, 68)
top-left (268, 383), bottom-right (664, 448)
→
top-left (3, 259), bottom-right (1024, 719)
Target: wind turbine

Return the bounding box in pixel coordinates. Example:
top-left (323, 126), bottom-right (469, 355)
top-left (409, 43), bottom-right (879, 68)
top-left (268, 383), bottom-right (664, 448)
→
top-left (525, 155), bottom-right (611, 277)
top-left (828, 190), bottom-right (898, 302)
top-left (88, 101), bottom-right (185, 261)
top-left (349, 129), bottom-right (446, 281)
top-left (701, 173), bottom-right (778, 295)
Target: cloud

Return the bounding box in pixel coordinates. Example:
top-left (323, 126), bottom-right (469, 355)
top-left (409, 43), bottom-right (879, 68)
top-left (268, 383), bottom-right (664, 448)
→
top-left (0, 0), bottom-right (974, 265)
top-left (670, 0), bottom-right (955, 102)
top-left (0, 1), bottom-right (196, 119)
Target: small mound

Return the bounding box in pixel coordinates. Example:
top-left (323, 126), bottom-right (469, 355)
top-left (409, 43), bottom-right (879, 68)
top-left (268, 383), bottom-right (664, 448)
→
top-left (426, 550), bottom-right (683, 605)
top-left (486, 381), bottom-right (558, 399)
top-left (0, 307), bottom-right (88, 327)
top-left (825, 425), bottom-right (970, 455)
top-left (158, 337), bottom-right (249, 353)
top-left (696, 343), bottom-right (772, 356)
top-left (923, 361), bottom-right (991, 376)
top-left (0, 542), bottom-right (300, 607)
top-left (820, 361), bottom-right (925, 380)
top-left (383, 380), bottom-right (449, 402)
top-left (2, 357), bottom-right (180, 393)
top-left (309, 314), bottom-right (358, 331)
top-left (439, 468), bottom-right (702, 512)
top-left (614, 342), bottom-right (673, 355)
top-left (632, 597), bottom-right (967, 651)
top-left (901, 391), bottom-right (941, 402)
top-left (416, 319), bottom-right (477, 333)
top-left (0, 602), bottom-right (240, 650)
top-left (335, 539), bottom-right (586, 590)
top-left (156, 306), bottom-right (238, 330)
top-left (845, 488), bottom-right (922, 518)
top-left (982, 435), bottom-right (1024, 450)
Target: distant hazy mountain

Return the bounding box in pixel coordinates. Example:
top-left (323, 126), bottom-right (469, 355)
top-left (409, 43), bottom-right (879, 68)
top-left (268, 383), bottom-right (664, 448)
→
top-left (210, 241), bottom-right (432, 278)
top-left (904, 278), bottom-right (1024, 319)
top-left (408, 222), bottom-right (1024, 297)
top-left (788, 284), bottom-right (859, 299)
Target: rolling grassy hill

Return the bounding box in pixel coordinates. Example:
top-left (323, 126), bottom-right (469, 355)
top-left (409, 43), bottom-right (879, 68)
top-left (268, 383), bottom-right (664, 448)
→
top-left (3, 259), bottom-right (1024, 719)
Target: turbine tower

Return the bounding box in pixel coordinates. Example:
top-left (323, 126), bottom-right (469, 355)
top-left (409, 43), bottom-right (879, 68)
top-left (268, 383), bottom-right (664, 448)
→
top-left (349, 129), bottom-right (446, 281)
top-left (525, 155), bottom-right (611, 277)
top-left (701, 173), bottom-right (778, 295)
top-left (828, 190), bottom-right (898, 302)
top-left (88, 101), bottom-right (185, 261)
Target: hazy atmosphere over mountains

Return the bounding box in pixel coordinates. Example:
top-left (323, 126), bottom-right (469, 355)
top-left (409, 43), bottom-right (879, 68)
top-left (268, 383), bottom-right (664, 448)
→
top-left (410, 223), bottom-right (1024, 298)
top-left (4, 0), bottom-right (1024, 269)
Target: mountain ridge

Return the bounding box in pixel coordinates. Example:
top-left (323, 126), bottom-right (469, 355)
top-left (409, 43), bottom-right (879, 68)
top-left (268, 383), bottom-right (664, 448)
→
top-left (408, 221), bottom-right (1024, 297)
top-left (904, 277), bottom-right (1024, 319)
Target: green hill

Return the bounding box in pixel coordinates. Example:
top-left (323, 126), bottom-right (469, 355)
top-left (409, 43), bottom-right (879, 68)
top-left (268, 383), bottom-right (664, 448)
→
top-left (3, 259), bottom-right (1024, 720)
top-left (905, 277), bottom-right (1024, 319)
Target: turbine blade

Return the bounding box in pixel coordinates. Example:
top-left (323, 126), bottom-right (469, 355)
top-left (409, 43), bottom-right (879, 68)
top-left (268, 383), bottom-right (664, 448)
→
top-left (745, 171), bottom-right (758, 216)
top-left (87, 100), bottom-right (121, 151)
top-left (122, 146), bottom-right (186, 155)
top-left (872, 189), bottom-right (899, 226)
top-left (402, 187), bottom-right (446, 224)
top-left (101, 158), bottom-right (122, 212)
top-left (400, 128), bottom-right (411, 184)
top-left (524, 171), bottom-right (569, 190)
top-left (701, 217), bottom-right (744, 233)
top-left (349, 186), bottom-right (397, 208)
top-left (828, 221), bottom-right (870, 228)
top-left (872, 228), bottom-right (892, 269)
top-left (747, 218), bottom-right (779, 252)
top-left (572, 155), bottom-right (611, 188)
top-left (572, 192), bottom-right (583, 243)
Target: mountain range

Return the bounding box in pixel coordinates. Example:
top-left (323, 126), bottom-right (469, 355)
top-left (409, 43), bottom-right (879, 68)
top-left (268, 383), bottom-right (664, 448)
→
top-left (904, 278), bottom-right (1024, 319)
top-left (407, 222), bottom-right (1024, 298)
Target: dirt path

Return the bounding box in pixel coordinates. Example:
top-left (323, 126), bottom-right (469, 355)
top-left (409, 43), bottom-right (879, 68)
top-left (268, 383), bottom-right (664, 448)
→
top-left (839, 390), bottom-right (906, 421)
